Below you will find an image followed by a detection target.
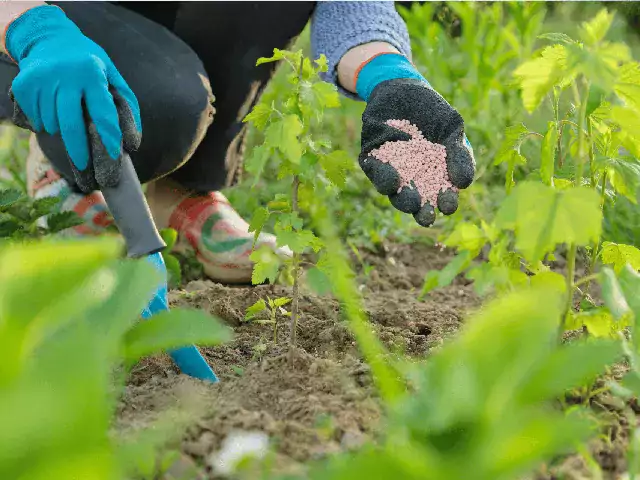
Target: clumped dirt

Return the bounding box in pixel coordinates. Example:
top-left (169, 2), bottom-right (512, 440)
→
top-left (116, 242), bottom-right (633, 479)
top-left (117, 242), bottom-right (478, 478)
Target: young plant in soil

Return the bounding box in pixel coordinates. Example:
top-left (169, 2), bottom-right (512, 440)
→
top-left (421, 8), bottom-right (640, 339)
top-left (243, 49), bottom-right (353, 361)
top-left (244, 295), bottom-right (291, 345)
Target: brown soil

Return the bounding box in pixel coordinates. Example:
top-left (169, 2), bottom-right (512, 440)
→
top-left (116, 242), bottom-right (633, 479)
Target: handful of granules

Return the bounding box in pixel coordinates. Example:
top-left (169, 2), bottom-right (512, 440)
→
top-left (369, 119), bottom-right (456, 209)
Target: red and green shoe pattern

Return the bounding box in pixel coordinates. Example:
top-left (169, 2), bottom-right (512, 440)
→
top-left (168, 191), bottom-right (291, 283)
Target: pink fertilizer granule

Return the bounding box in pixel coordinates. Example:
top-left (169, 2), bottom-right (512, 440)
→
top-left (368, 119), bottom-right (456, 208)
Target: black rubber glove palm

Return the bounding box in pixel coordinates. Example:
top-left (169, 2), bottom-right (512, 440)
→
top-left (359, 78), bottom-right (475, 227)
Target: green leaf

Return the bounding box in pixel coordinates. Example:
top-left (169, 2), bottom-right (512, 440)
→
top-left (278, 211), bottom-right (304, 230)
top-left (248, 207), bottom-right (269, 243)
top-left (300, 81), bottom-right (340, 120)
top-left (31, 196), bottom-right (61, 217)
top-left (621, 371), bottom-right (640, 399)
top-left (312, 81), bottom-right (340, 108)
top-left (444, 222), bottom-right (487, 257)
top-left (530, 271), bottom-right (567, 293)
top-left (242, 103), bottom-right (272, 131)
top-left (618, 264), bottom-right (640, 324)
top-left (579, 8), bottom-right (614, 46)
top-left (420, 270), bottom-right (440, 297)
top-left (597, 155), bottom-right (640, 203)
top-left (495, 182), bottom-right (602, 263)
top-left (610, 106), bottom-right (640, 147)
top-left (518, 338), bottom-right (621, 403)
top-left (567, 41), bottom-right (631, 92)
top-left (159, 228), bottom-right (178, 252)
top-left (0, 238), bottom-right (121, 328)
top-left (250, 245), bottom-right (281, 285)
top-left (314, 54), bottom-right (329, 73)
top-left (466, 263), bottom-right (527, 296)
top-left (494, 124), bottom-right (530, 192)
top-left (540, 122), bottom-right (558, 186)
top-left (123, 309), bottom-right (232, 363)
top-left (0, 218), bottom-right (21, 237)
top-left (513, 44), bottom-right (574, 112)
top-left (306, 267), bottom-right (331, 295)
top-left (614, 63), bottom-right (640, 109)
top-left (265, 115), bottom-right (303, 163)
top-left (601, 242), bottom-right (640, 273)
top-left (273, 297), bottom-right (291, 308)
top-left (164, 254), bottom-right (182, 289)
top-left (46, 211), bottom-right (84, 234)
top-left (495, 124), bottom-right (530, 165)
top-left (276, 228), bottom-right (320, 254)
top-left (0, 189), bottom-right (22, 209)
top-left (320, 150), bottom-right (353, 188)
top-left (420, 251), bottom-right (472, 298)
top-left (256, 48), bottom-right (285, 65)
top-left (245, 299), bottom-right (267, 320)
top-left (245, 145), bottom-right (272, 186)
top-left (600, 267), bottom-right (631, 320)
top-left (575, 309), bottom-right (616, 338)
top-left (538, 32), bottom-right (576, 45)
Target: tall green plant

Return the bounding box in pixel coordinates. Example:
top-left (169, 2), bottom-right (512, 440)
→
top-left (243, 48), bottom-right (354, 359)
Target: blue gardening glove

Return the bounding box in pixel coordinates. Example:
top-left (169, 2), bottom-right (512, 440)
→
top-left (5, 5), bottom-right (141, 193)
top-left (143, 253), bottom-right (219, 383)
top-left (356, 53), bottom-right (475, 227)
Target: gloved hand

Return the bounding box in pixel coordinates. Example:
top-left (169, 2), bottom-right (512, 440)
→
top-left (5, 5), bottom-right (141, 193)
top-left (356, 53), bottom-right (475, 227)
top-left (143, 252), bottom-right (219, 383)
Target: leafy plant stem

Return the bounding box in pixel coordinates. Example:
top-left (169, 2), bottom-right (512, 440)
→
top-left (561, 79), bottom-right (590, 326)
top-left (574, 273), bottom-right (600, 288)
top-left (272, 307), bottom-right (278, 344)
top-left (572, 79), bottom-right (590, 186)
top-left (587, 171), bottom-right (607, 283)
top-left (563, 243), bottom-right (577, 328)
top-left (288, 175), bottom-right (300, 364)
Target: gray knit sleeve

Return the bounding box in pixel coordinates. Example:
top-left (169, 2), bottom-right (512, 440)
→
top-left (310, 1), bottom-right (412, 100)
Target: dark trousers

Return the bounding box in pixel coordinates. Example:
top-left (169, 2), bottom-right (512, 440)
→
top-left (0, 1), bottom-right (316, 192)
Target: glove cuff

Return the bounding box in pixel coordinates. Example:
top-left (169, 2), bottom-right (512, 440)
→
top-left (355, 53), bottom-right (428, 102)
top-left (4, 5), bottom-right (75, 63)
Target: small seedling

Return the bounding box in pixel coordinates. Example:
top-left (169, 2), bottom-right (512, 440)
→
top-left (245, 296), bottom-right (292, 344)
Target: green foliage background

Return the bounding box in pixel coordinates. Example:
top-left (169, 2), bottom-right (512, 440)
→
top-left (1, 3), bottom-right (640, 479)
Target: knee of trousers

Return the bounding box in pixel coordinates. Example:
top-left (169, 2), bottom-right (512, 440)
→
top-left (136, 71), bottom-right (216, 183)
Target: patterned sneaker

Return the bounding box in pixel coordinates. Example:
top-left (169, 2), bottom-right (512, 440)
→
top-left (26, 134), bottom-right (114, 236)
top-left (166, 190), bottom-right (292, 284)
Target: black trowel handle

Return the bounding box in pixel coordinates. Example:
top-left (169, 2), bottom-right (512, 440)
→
top-left (10, 93), bottom-right (165, 258)
top-left (100, 152), bottom-right (166, 258)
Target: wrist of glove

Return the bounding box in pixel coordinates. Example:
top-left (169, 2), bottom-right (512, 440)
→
top-left (356, 53), bottom-right (475, 227)
top-left (5, 5), bottom-right (141, 193)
